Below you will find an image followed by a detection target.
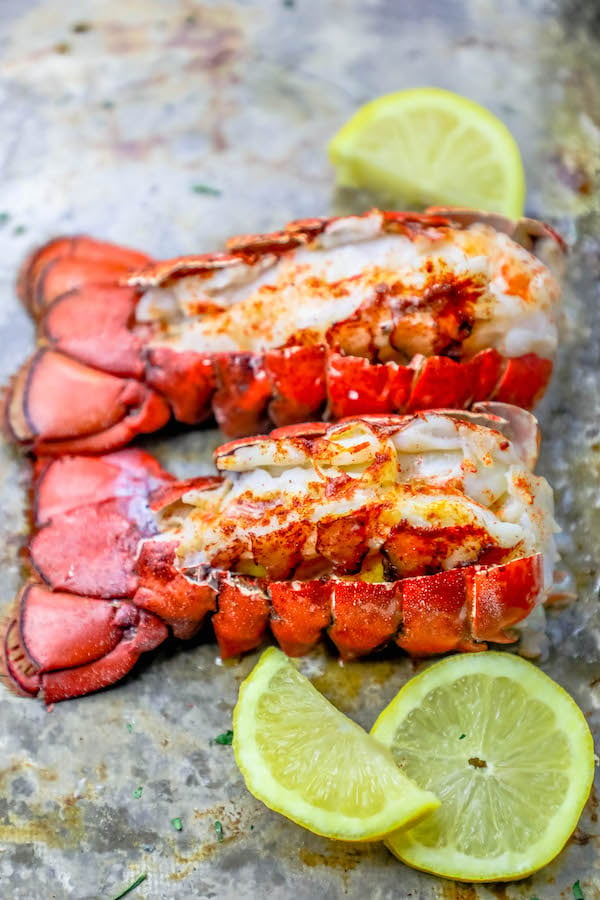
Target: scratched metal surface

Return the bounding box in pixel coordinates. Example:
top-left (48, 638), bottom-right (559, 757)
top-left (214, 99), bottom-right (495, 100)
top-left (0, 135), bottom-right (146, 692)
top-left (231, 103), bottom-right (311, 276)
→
top-left (0, 1), bottom-right (598, 898)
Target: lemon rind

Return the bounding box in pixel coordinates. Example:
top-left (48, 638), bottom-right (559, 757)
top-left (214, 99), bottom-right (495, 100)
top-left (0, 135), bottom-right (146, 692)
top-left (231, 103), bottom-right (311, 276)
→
top-left (328, 87), bottom-right (526, 218)
top-left (233, 647), bottom-right (440, 841)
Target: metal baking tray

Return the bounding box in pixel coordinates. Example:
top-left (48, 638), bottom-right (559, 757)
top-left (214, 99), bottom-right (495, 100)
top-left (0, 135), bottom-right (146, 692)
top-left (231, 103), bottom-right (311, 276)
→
top-left (0, 1), bottom-right (597, 897)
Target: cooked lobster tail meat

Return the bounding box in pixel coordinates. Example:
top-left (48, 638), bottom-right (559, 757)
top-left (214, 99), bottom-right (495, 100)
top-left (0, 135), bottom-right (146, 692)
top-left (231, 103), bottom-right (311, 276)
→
top-left (2, 405), bottom-right (557, 702)
top-left (5, 208), bottom-right (564, 454)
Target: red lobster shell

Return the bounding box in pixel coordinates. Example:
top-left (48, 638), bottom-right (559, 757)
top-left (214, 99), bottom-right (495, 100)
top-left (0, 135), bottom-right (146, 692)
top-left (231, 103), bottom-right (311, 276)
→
top-left (2, 404), bottom-right (556, 703)
top-left (4, 208), bottom-right (564, 455)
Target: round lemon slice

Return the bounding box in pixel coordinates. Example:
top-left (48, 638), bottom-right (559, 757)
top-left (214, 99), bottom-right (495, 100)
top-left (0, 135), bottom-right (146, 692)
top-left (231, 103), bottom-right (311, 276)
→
top-left (370, 652), bottom-right (595, 881)
top-left (328, 87), bottom-right (526, 217)
top-left (233, 647), bottom-right (439, 841)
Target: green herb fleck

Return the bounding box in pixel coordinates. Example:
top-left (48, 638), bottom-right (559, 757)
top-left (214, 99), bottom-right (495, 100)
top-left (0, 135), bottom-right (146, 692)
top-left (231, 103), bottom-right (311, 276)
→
top-left (215, 730), bottom-right (233, 745)
top-left (459, 733), bottom-right (466, 740)
top-left (250, 824), bottom-right (254, 831)
top-left (110, 872), bottom-right (147, 900)
top-left (191, 183), bottom-right (222, 197)
top-left (572, 882), bottom-right (585, 900)
top-left (102, 100), bottom-right (115, 110)
top-left (132, 786), bottom-right (143, 799)
top-left (171, 817), bottom-right (183, 831)
top-left (54, 42), bottom-right (71, 54)
top-left (185, 14), bottom-right (196, 25)
top-left (0, 212), bottom-right (10, 226)
top-left (126, 722), bottom-right (133, 733)
top-left (214, 820), bottom-right (224, 842)
top-left (530, 896), bottom-right (541, 899)
top-left (72, 21), bottom-right (92, 34)
top-left (13, 225), bottom-right (27, 236)
top-left (283, 0), bottom-right (295, 7)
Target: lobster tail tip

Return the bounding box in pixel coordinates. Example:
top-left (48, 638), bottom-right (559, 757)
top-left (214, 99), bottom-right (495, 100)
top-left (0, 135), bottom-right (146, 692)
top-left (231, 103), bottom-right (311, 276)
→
top-left (2, 583), bottom-right (170, 704)
top-left (7, 349), bottom-right (172, 457)
top-left (17, 235), bottom-right (151, 318)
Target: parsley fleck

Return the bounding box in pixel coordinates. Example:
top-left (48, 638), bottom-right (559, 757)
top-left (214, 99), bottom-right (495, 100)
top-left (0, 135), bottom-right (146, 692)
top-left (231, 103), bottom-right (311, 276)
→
top-left (214, 820), bottom-right (224, 842)
top-left (0, 212), bottom-right (10, 226)
top-left (215, 730), bottom-right (233, 745)
top-left (191, 183), bottom-right (222, 197)
top-left (250, 824), bottom-right (254, 831)
top-left (132, 786), bottom-right (143, 799)
top-left (459, 733), bottom-right (466, 740)
top-left (102, 100), bottom-right (115, 110)
top-left (572, 882), bottom-right (585, 900)
top-left (126, 722), bottom-right (133, 733)
top-left (171, 817), bottom-right (183, 831)
top-left (283, 0), bottom-right (295, 7)
top-left (109, 872), bottom-right (147, 900)
top-left (72, 21), bottom-right (92, 34)
top-left (185, 14), bottom-right (196, 25)
top-left (13, 225), bottom-right (26, 236)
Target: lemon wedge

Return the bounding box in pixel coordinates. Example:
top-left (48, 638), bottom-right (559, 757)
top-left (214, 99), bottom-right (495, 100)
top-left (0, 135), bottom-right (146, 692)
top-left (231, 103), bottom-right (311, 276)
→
top-left (328, 87), bottom-right (526, 217)
top-left (233, 647), bottom-right (439, 840)
top-left (371, 652), bottom-right (595, 881)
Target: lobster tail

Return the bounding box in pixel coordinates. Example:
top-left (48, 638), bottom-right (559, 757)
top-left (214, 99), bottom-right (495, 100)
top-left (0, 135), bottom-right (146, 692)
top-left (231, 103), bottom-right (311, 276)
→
top-left (5, 208), bottom-right (563, 454)
top-left (2, 409), bottom-right (556, 702)
top-left (5, 349), bottom-right (171, 455)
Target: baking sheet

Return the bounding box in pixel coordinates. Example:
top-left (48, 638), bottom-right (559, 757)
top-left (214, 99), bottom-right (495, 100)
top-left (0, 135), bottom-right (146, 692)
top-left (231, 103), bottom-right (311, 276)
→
top-left (0, 1), bottom-right (598, 897)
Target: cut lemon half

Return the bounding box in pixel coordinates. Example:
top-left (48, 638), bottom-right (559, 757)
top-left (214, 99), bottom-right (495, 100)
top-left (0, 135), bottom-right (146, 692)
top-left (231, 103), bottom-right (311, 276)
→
top-left (370, 652), bottom-right (595, 882)
top-left (233, 647), bottom-right (439, 841)
top-left (328, 88), bottom-right (526, 217)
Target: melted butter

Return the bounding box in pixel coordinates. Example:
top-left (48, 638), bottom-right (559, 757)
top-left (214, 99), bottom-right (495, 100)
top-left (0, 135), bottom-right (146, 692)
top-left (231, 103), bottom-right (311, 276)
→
top-left (310, 654), bottom-right (407, 713)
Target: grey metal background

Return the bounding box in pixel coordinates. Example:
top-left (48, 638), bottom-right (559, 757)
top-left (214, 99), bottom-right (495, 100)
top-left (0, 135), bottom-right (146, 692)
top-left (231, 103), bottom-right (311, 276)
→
top-left (0, 1), bottom-right (598, 898)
